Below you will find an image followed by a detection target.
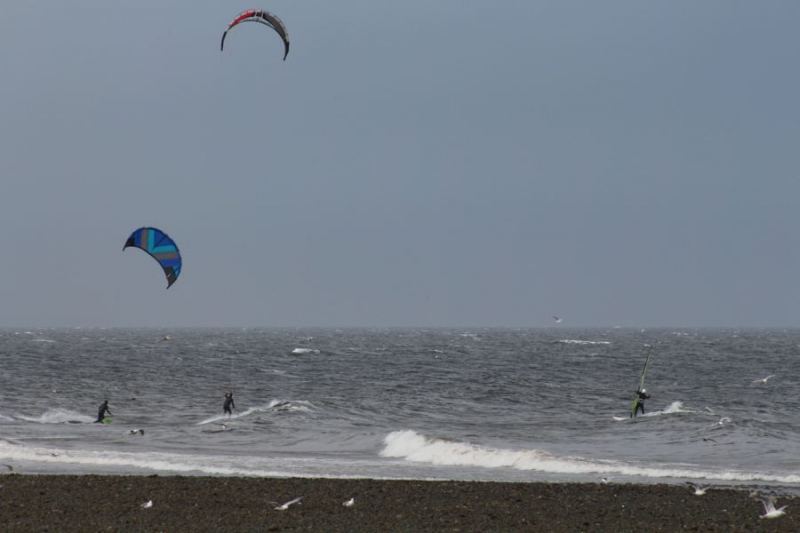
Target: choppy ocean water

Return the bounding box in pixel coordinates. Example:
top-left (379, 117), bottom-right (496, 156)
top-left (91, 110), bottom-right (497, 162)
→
top-left (1, 328), bottom-right (799, 488)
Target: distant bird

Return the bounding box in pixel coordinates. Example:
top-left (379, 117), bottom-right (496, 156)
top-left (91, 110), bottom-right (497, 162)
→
top-left (702, 437), bottom-right (718, 444)
top-left (599, 477), bottom-right (610, 484)
top-left (141, 500), bottom-right (153, 509)
top-left (273, 497), bottom-right (302, 511)
top-left (752, 375), bottom-right (776, 384)
top-left (161, 335), bottom-right (172, 342)
top-left (128, 429), bottom-right (145, 436)
top-left (685, 482), bottom-right (709, 496)
top-left (343, 497), bottom-right (355, 507)
top-left (553, 316), bottom-right (562, 324)
top-left (754, 493), bottom-right (787, 519)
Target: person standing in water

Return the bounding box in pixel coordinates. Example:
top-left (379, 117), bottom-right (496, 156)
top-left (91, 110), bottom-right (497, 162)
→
top-left (223, 392), bottom-right (235, 416)
top-left (95, 400), bottom-right (112, 423)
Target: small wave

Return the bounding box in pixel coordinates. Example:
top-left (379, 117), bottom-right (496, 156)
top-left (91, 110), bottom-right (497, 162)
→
top-left (558, 339), bottom-right (611, 345)
top-left (31, 338), bottom-right (56, 343)
top-left (268, 399), bottom-right (315, 413)
top-left (17, 409), bottom-right (93, 424)
top-left (291, 348), bottom-right (320, 355)
top-left (0, 414), bottom-right (14, 422)
top-left (196, 399), bottom-right (314, 425)
top-left (379, 430), bottom-right (800, 483)
top-left (0, 440), bottom-right (296, 478)
top-left (641, 401), bottom-right (693, 417)
top-left (613, 401), bottom-right (693, 421)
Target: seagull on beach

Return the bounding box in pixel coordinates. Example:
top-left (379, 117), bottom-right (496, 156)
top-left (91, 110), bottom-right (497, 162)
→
top-left (753, 493), bottom-right (787, 519)
top-left (141, 500), bottom-right (153, 509)
top-left (752, 375), bottom-right (776, 384)
top-left (343, 497), bottom-right (355, 507)
top-left (273, 497), bottom-right (302, 511)
top-left (685, 482), bottom-right (709, 496)
top-left (599, 477), bottom-right (611, 484)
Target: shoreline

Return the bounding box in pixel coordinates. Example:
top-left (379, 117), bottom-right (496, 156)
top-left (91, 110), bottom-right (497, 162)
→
top-left (0, 474), bottom-right (797, 531)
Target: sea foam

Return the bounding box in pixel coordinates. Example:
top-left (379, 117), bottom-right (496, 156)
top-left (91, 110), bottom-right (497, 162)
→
top-left (380, 430), bottom-right (800, 483)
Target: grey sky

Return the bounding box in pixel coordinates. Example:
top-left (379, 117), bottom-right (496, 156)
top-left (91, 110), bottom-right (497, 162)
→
top-left (1, 1), bottom-right (799, 327)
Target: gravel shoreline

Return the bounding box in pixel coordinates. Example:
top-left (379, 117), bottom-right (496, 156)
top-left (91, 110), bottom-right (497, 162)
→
top-left (0, 474), bottom-right (796, 532)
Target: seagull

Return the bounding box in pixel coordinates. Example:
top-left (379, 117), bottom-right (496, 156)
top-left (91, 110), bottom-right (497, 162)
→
top-left (685, 482), bottom-right (709, 496)
top-left (141, 500), bottom-right (153, 509)
top-left (273, 497), bottom-right (302, 511)
top-left (755, 494), bottom-right (787, 519)
top-left (553, 316), bottom-right (562, 324)
top-left (128, 429), bottom-right (145, 436)
top-left (343, 497), bottom-right (355, 507)
top-left (752, 375), bottom-right (776, 384)
top-left (599, 477), bottom-right (610, 484)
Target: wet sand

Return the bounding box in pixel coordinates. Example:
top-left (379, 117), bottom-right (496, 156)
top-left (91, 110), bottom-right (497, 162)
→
top-left (0, 475), bottom-right (796, 532)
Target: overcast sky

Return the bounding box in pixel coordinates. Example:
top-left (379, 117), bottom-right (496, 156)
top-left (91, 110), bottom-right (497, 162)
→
top-left (1, 1), bottom-right (799, 328)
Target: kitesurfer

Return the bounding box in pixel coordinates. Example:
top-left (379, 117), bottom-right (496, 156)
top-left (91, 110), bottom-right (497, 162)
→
top-left (223, 392), bottom-right (235, 416)
top-left (95, 400), bottom-right (112, 423)
top-left (631, 388), bottom-right (650, 418)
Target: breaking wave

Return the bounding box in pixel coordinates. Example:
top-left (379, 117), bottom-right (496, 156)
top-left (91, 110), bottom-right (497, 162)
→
top-left (379, 430), bottom-right (800, 483)
top-left (291, 348), bottom-right (320, 355)
top-left (17, 409), bottom-right (93, 424)
top-left (196, 399), bottom-right (315, 425)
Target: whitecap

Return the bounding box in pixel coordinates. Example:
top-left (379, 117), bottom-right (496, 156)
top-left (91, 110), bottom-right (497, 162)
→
top-left (291, 348), bottom-right (320, 355)
top-left (379, 430), bottom-right (800, 483)
top-left (17, 408), bottom-right (93, 424)
top-left (196, 399), bottom-right (315, 425)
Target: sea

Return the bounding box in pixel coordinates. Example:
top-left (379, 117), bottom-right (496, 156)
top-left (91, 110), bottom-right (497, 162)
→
top-left (1, 327), bottom-right (799, 489)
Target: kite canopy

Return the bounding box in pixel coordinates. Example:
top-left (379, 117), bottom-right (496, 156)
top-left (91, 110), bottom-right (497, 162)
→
top-left (220, 9), bottom-right (290, 61)
top-left (123, 227), bottom-right (182, 288)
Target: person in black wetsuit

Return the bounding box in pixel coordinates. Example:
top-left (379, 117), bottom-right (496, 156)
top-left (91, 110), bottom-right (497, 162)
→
top-left (631, 388), bottom-right (650, 418)
top-left (223, 392), bottom-right (235, 416)
top-left (95, 400), bottom-right (112, 423)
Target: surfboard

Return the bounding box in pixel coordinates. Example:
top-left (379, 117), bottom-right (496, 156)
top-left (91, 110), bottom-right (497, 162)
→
top-left (101, 417), bottom-right (112, 424)
top-left (630, 348), bottom-right (653, 417)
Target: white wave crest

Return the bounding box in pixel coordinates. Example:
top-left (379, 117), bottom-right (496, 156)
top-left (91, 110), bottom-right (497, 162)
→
top-left (613, 401), bottom-right (692, 421)
top-left (291, 348), bottom-right (320, 355)
top-left (0, 440), bottom-right (293, 478)
top-left (0, 413), bottom-right (14, 422)
top-left (641, 401), bottom-right (692, 417)
top-left (31, 338), bottom-right (56, 343)
top-left (196, 399), bottom-right (315, 425)
top-left (380, 430), bottom-right (800, 483)
top-left (17, 409), bottom-right (93, 424)
top-left (558, 339), bottom-right (611, 345)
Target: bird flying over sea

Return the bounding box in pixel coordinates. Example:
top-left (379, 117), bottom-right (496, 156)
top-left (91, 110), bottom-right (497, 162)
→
top-left (752, 375), bottom-right (775, 384)
top-left (343, 497), bottom-right (355, 507)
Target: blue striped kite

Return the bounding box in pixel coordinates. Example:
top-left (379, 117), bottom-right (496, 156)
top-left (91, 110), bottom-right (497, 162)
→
top-left (123, 227), bottom-right (182, 288)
